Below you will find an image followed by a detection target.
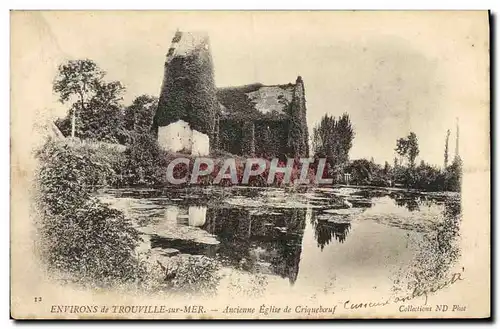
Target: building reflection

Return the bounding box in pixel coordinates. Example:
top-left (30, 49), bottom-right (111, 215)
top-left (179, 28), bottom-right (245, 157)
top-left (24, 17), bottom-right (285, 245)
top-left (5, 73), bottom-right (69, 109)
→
top-left (163, 204), bottom-right (354, 284)
top-left (188, 206), bottom-right (207, 227)
top-left (201, 208), bottom-right (307, 285)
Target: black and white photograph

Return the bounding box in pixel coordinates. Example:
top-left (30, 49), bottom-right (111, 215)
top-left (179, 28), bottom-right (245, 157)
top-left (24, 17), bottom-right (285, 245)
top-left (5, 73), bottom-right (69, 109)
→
top-left (9, 10), bottom-right (490, 319)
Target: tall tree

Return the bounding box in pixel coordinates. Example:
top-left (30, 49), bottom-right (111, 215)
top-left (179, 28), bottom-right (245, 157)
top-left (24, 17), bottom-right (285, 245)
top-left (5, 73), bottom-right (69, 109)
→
top-left (53, 59), bottom-right (105, 138)
top-left (312, 114), bottom-right (334, 157)
top-left (444, 129), bottom-right (450, 169)
top-left (407, 132), bottom-right (420, 167)
top-left (336, 114), bottom-right (354, 169)
top-left (447, 119), bottom-right (462, 192)
top-left (395, 132), bottom-right (419, 167)
top-left (53, 59), bottom-right (126, 142)
top-left (395, 137), bottom-right (409, 166)
top-left (312, 113), bottom-right (354, 176)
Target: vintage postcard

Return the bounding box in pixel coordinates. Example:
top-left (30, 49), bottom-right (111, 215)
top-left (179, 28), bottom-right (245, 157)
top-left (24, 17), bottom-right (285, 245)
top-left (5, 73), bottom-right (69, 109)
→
top-left (10, 10), bottom-right (490, 319)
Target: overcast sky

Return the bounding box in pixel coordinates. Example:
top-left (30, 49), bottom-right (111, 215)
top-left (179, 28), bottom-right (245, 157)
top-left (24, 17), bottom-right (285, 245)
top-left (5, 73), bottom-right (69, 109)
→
top-left (11, 11), bottom-right (489, 167)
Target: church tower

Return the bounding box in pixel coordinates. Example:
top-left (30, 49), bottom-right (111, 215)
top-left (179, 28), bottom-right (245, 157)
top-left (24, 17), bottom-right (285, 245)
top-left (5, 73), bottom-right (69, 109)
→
top-left (153, 31), bottom-right (218, 156)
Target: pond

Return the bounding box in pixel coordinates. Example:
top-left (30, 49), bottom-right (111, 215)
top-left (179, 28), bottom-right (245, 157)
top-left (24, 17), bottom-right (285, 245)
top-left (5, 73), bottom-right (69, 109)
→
top-left (98, 185), bottom-right (462, 299)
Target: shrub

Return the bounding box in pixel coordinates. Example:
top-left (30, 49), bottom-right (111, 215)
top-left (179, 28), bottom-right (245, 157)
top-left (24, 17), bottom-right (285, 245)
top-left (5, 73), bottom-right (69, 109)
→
top-left (168, 256), bottom-right (221, 295)
top-left (35, 139), bottom-right (140, 285)
top-left (150, 255), bottom-right (221, 295)
top-left (42, 199), bottom-right (140, 284)
top-left (122, 133), bottom-right (170, 186)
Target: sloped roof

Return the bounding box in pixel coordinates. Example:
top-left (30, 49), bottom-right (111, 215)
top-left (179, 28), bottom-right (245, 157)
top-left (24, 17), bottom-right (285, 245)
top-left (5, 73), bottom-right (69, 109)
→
top-left (217, 82), bottom-right (295, 121)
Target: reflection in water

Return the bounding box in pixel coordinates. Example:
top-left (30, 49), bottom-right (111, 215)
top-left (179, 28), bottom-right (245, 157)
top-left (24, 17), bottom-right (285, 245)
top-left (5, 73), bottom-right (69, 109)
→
top-left (151, 236), bottom-right (218, 257)
top-left (394, 197), bottom-right (420, 212)
top-left (391, 196), bottom-right (462, 296)
top-left (188, 206), bottom-right (207, 227)
top-left (172, 205), bottom-right (355, 282)
top-left (310, 213), bottom-right (351, 251)
top-left (201, 208), bottom-right (307, 284)
top-left (421, 198), bottom-right (461, 279)
top-left (100, 186), bottom-right (463, 297)
top-left (165, 206), bottom-right (180, 221)
top-left (386, 191), bottom-right (423, 212)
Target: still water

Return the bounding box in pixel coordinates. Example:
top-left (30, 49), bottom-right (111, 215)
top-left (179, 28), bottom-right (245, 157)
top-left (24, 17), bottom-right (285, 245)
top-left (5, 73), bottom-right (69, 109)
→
top-left (99, 186), bottom-right (461, 297)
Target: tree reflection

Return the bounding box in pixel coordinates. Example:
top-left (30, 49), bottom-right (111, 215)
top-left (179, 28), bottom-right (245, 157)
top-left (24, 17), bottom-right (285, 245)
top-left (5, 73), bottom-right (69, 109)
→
top-left (388, 192), bottom-right (420, 211)
top-left (393, 196), bottom-right (462, 296)
top-left (310, 212), bottom-right (351, 250)
top-left (433, 198), bottom-right (462, 277)
top-left (201, 208), bottom-right (307, 284)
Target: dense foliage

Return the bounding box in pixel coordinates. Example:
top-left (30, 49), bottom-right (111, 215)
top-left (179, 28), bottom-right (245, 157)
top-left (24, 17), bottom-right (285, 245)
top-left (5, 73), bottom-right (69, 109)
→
top-left (35, 140), bottom-right (140, 285)
top-left (254, 121), bottom-right (289, 159)
top-left (122, 133), bottom-right (170, 186)
top-left (124, 95), bottom-right (158, 137)
top-left (312, 113), bottom-right (355, 180)
top-left (287, 77), bottom-right (309, 158)
top-left (34, 139), bottom-right (225, 294)
top-left (241, 121), bottom-right (256, 156)
top-left (346, 156), bottom-right (462, 192)
top-left (216, 79), bottom-right (308, 158)
top-left (54, 59), bottom-right (127, 143)
top-left (217, 83), bottom-right (294, 122)
top-left (395, 132), bottom-right (420, 168)
top-left (154, 49), bottom-right (218, 140)
top-left (340, 129), bottom-right (461, 192)
top-left (217, 84), bottom-right (264, 120)
top-left (167, 256), bottom-right (221, 295)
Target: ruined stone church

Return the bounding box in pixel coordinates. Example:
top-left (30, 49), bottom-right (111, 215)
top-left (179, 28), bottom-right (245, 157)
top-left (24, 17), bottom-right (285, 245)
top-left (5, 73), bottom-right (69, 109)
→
top-left (153, 31), bottom-right (309, 158)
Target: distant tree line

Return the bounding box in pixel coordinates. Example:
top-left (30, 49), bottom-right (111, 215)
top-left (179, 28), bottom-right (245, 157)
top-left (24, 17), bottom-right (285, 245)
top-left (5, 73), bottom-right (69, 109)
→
top-left (310, 111), bottom-right (461, 192)
top-left (345, 131), bottom-right (462, 192)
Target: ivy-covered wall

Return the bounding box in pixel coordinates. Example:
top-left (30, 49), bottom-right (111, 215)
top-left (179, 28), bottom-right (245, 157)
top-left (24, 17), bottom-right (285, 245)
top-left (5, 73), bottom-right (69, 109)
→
top-left (217, 119), bottom-right (295, 158)
top-left (153, 32), bottom-right (217, 149)
top-left (286, 76), bottom-right (309, 158)
top-left (216, 77), bottom-right (308, 158)
top-left (217, 119), bottom-right (243, 155)
top-left (254, 120), bottom-right (289, 158)
top-left (153, 31), bottom-right (309, 158)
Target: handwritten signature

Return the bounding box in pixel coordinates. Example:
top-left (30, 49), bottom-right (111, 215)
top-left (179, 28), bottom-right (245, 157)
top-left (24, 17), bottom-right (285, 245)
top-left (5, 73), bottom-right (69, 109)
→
top-left (344, 268), bottom-right (465, 310)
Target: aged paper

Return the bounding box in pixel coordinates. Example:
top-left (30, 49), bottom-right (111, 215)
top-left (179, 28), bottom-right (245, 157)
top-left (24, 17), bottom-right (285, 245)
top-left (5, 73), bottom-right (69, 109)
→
top-left (10, 10), bottom-right (490, 319)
